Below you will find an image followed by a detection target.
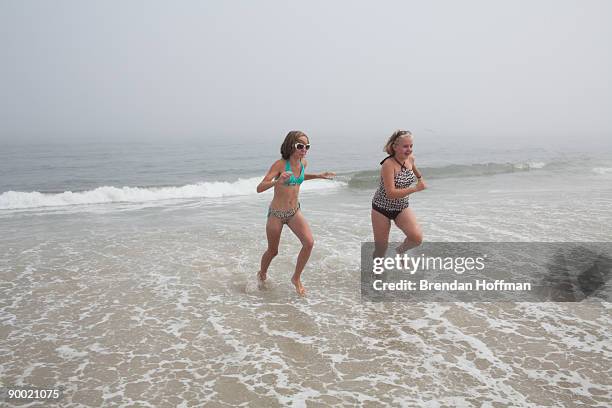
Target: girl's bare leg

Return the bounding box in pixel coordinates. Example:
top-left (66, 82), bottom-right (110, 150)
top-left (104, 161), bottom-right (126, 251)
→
top-left (259, 215), bottom-right (283, 281)
top-left (286, 211), bottom-right (314, 296)
top-left (371, 208), bottom-right (391, 258)
top-left (394, 208), bottom-right (423, 253)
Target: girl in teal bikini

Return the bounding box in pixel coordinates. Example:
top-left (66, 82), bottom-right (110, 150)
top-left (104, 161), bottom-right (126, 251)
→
top-left (256, 131), bottom-right (335, 296)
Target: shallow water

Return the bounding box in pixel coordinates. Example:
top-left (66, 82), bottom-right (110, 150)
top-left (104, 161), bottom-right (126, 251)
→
top-left (1, 144), bottom-right (612, 406)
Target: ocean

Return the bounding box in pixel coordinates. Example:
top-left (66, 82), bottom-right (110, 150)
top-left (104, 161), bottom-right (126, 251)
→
top-left (1, 139), bottom-right (611, 406)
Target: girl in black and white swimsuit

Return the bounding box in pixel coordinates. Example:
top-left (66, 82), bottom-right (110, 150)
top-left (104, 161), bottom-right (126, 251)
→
top-left (371, 130), bottom-right (427, 258)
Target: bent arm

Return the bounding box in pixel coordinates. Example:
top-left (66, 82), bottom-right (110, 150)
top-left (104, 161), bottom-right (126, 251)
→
top-left (257, 161), bottom-right (281, 193)
top-left (382, 162), bottom-right (418, 199)
top-left (411, 156), bottom-right (423, 180)
top-left (412, 164), bottom-right (423, 180)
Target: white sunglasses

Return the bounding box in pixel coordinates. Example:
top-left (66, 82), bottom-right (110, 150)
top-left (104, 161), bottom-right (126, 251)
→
top-left (295, 143), bottom-right (311, 151)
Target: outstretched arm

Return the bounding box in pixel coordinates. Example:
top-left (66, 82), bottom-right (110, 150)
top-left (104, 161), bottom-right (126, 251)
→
top-left (305, 172), bottom-right (336, 180)
top-left (303, 159), bottom-right (336, 181)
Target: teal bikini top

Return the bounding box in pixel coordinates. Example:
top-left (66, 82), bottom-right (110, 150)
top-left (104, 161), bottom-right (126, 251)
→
top-left (285, 159), bottom-right (305, 186)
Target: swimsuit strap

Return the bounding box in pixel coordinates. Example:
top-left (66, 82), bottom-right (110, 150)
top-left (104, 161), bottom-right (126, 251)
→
top-left (285, 159), bottom-right (294, 185)
top-left (379, 155), bottom-right (393, 165)
top-left (297, 161), bottom-right (305, 183)
top-left (380, 156), bottom-right (407, 170)
top-left (393, 157), bottom-right (407, 171)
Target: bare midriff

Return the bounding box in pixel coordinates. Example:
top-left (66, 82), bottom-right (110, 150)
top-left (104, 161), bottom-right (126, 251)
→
top-left (269, 182), bottom-right (300, 210)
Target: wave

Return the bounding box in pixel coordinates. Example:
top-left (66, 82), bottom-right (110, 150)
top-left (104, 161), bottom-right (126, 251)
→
top-left (0, 177), bottom-right (345, 210)
top-left (3, 158), bottom-right (607, 210)
top-left (592, 167), bottom-right (612, 175)
top-left (346, 161), bottom-right (550, 189)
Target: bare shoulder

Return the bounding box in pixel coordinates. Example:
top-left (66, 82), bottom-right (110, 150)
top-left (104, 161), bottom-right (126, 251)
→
top-left (302, 158), bottom-right (308, 167)
top-left (381, 158), bottom-right (396, 176)
top-left (267, 159), bottom-right (284, 174)
top-left (381, 158), bottom-right (395, 169)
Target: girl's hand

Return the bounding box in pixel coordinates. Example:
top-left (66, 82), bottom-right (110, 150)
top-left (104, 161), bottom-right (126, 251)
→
top-left (415, 179), bottom-right (426, 191)
top-left (278, 172), bottom-right (291, 184)
top-left (320, 172), bottom-right (336, 179)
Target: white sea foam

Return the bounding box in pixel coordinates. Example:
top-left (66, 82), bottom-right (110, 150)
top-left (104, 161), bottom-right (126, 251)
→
top-left (528, 161), bottom-right (547, 169)
top-left (56, 345), bottom-right (88, 359)
top-left (244, 272), bottom-right (276, 293)
top-left (592, 167), bottom-right (612, 175)
top-left (513, 161), bottom-right (547, 170)
top-left (0, 177), bottom-right (345, 210)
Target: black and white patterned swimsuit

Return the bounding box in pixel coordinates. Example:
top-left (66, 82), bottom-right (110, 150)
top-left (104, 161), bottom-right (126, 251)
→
top-left (372, 158), bottom-right (417, 220)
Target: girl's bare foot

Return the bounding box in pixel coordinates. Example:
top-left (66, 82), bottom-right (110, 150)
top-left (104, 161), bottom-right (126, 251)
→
top-left (396, 242), bottom-right (410, 254)
top-left (257, 270), bottom-right (267, 289)
top-left (396, 241), bottom-right (418, 254)
top-left (291, 276), bottom-right (306, 296)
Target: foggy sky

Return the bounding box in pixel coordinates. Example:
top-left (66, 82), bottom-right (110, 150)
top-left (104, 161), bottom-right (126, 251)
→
top-left (1, 0), bottom-right (610, 146)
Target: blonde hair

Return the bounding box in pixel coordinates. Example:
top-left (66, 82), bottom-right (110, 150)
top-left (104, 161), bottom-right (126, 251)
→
top-left (280, 130), bottom-right (309, 160)
top-left (384, 130), bottom-right (412, 155)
